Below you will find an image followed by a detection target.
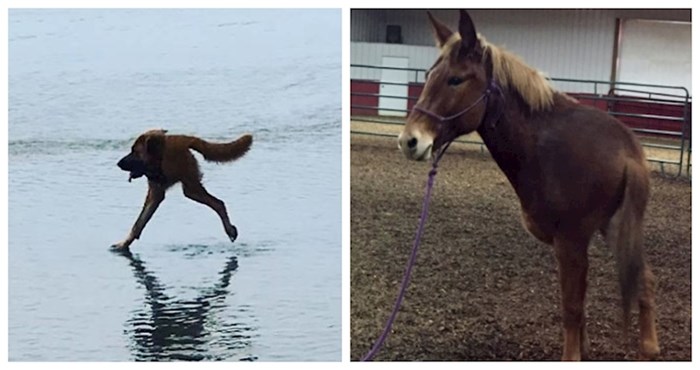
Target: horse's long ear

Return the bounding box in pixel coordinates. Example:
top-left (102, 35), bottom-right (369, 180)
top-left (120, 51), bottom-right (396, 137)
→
top-left (458, 10), bottom-right (478, 54)
top-left (427, 11), bottom-right (453, 48)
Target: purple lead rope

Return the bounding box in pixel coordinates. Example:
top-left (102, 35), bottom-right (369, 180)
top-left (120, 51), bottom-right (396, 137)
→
top-left (360, 142), bottom-right (452, 362)
top-left (359, 79), bottom-right (500, 361)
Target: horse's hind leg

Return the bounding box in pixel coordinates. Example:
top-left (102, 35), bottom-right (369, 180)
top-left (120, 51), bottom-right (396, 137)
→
top-left (638, 263), bottom-right (659, 359)
top-left (603, 185), bottom-right (659, 359)
top-left (553, 235), bottom-right (590, 361)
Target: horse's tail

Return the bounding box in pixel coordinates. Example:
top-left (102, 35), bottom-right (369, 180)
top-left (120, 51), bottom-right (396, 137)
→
top-left (189, 134), bottom-right (253, 163)
top-left (606, 162), bottom-right (649, 334)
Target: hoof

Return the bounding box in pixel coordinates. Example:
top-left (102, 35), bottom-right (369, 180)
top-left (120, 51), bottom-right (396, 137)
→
top-left (640, 341), bottom-right (660, 360)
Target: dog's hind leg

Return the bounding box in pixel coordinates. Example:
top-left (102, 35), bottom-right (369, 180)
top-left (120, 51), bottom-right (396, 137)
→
top-left (112, 184), bottom-right (165, 249)
top-left (182, 180), bottom-right (238, 242)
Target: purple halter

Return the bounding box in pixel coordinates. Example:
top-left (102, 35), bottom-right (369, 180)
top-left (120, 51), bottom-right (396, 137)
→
top-left (413, 79), bottom-right (501, 124)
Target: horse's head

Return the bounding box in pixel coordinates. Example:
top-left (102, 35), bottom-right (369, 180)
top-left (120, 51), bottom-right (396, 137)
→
top-left (399, 10), bottom-right (493, 161)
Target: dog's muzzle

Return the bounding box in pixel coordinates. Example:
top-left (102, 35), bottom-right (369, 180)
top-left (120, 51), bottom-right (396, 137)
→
top-left (117, 153), bottom-right (147, 182)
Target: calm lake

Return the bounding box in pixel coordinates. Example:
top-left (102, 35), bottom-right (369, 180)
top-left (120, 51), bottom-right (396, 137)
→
top-left (9, 9), bottom-right (341, 361)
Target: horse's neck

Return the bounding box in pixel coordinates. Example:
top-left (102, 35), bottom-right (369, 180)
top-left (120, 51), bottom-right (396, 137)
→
top-left (476, 90), bottom-right (538, 191)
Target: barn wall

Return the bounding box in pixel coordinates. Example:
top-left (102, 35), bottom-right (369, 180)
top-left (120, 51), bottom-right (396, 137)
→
top-left (617, 19), bottom-right (692, 96)
top-left (350, 9), bottom-right (386, 43)
top-left (351, 9), bottom-right (691, 94)
top-left (350, 42), bottom-right (436, 82)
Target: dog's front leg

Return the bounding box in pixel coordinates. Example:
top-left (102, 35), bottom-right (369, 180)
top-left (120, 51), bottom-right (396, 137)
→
top-left (112, 184), bottom-right (165, 249)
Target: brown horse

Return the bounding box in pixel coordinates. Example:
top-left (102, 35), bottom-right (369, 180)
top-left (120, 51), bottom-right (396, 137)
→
top-left (398, 10), bottom-right (659, 361)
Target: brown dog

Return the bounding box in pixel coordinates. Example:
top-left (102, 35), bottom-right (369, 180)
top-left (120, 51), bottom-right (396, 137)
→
top-left (112, 129), bottom-right (252, 249)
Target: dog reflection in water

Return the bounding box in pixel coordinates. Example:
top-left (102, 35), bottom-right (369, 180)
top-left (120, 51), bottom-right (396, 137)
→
top-left (113, 129), bottom-right (252, 249)
top-left (115, 248), bottom-right (256, 361)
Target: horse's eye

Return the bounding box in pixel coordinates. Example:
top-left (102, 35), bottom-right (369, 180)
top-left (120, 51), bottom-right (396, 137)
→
top-left (447, 76), bottom-right (464, 86)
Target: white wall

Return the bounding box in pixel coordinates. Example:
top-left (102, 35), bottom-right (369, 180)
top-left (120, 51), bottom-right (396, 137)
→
top-left (351, 9), bottom-right (691, 95)
top-left (350, 42), bottom-right (436, 83)
top-left (350, 9), bottom-right (385, 43)
top-left (617, 19), bottom-right (692, 97)
top-left (352, 9), bottom-right (617, 93)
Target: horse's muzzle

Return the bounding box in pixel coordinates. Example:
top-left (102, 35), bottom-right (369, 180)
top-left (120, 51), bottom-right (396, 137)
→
top-left (398, 131), bottom-right (433, 161)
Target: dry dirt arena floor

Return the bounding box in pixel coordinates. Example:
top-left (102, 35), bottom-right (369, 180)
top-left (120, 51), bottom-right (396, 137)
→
top-left (350, 134), bottom-right (691, 361)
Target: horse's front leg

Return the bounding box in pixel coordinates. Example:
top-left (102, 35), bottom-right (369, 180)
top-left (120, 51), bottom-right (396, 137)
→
top-left (553, 235), bottom-right (590, 361)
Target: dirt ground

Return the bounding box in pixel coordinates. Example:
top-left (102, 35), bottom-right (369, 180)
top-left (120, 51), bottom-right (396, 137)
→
top-left (350, 134), bottom-right (691, 361)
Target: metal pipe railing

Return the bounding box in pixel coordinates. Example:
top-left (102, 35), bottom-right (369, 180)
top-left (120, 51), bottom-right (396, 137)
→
top-left (351, 64), bottom-right (692, 177)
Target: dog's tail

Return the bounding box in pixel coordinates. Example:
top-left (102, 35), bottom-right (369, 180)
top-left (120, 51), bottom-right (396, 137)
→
top-left (189, 134), bottom-right (253, 163)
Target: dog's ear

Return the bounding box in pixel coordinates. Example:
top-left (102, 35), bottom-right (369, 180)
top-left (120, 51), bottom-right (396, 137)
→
top-left (145, 134), bottom-right (165, 159)
top-left (144, 128), bottom-right (168, 136)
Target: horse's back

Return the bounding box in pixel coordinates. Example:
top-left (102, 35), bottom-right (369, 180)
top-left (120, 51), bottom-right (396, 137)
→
top-left (543, 94), bottom-right (644, 161)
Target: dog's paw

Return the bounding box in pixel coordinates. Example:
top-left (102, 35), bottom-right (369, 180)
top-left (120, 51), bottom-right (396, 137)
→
top-left (227, 225), bottom-right (238, 243)
top-left (110, 240), bottom-right (131, 250)
top-left (110, 246), bottom-right (134, 257)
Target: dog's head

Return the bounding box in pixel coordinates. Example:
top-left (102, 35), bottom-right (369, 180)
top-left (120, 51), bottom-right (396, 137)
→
top-left (118, 129), bottom-right (167, 182)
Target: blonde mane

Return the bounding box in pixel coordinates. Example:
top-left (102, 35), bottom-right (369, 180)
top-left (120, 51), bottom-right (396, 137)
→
top-left (443, 34), bottom-right (556, 112)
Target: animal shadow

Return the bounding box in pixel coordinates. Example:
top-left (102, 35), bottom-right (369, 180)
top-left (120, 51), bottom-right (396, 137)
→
top-left (114, 248), bottom-right (257, 361)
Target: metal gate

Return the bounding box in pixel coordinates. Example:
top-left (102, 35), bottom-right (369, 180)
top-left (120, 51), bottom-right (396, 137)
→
top-left (351, 64), bottom-right (692, 177)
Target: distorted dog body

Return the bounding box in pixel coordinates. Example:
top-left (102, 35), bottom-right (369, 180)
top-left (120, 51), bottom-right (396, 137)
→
top-left (113, 129), bottom-right (252, 249)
